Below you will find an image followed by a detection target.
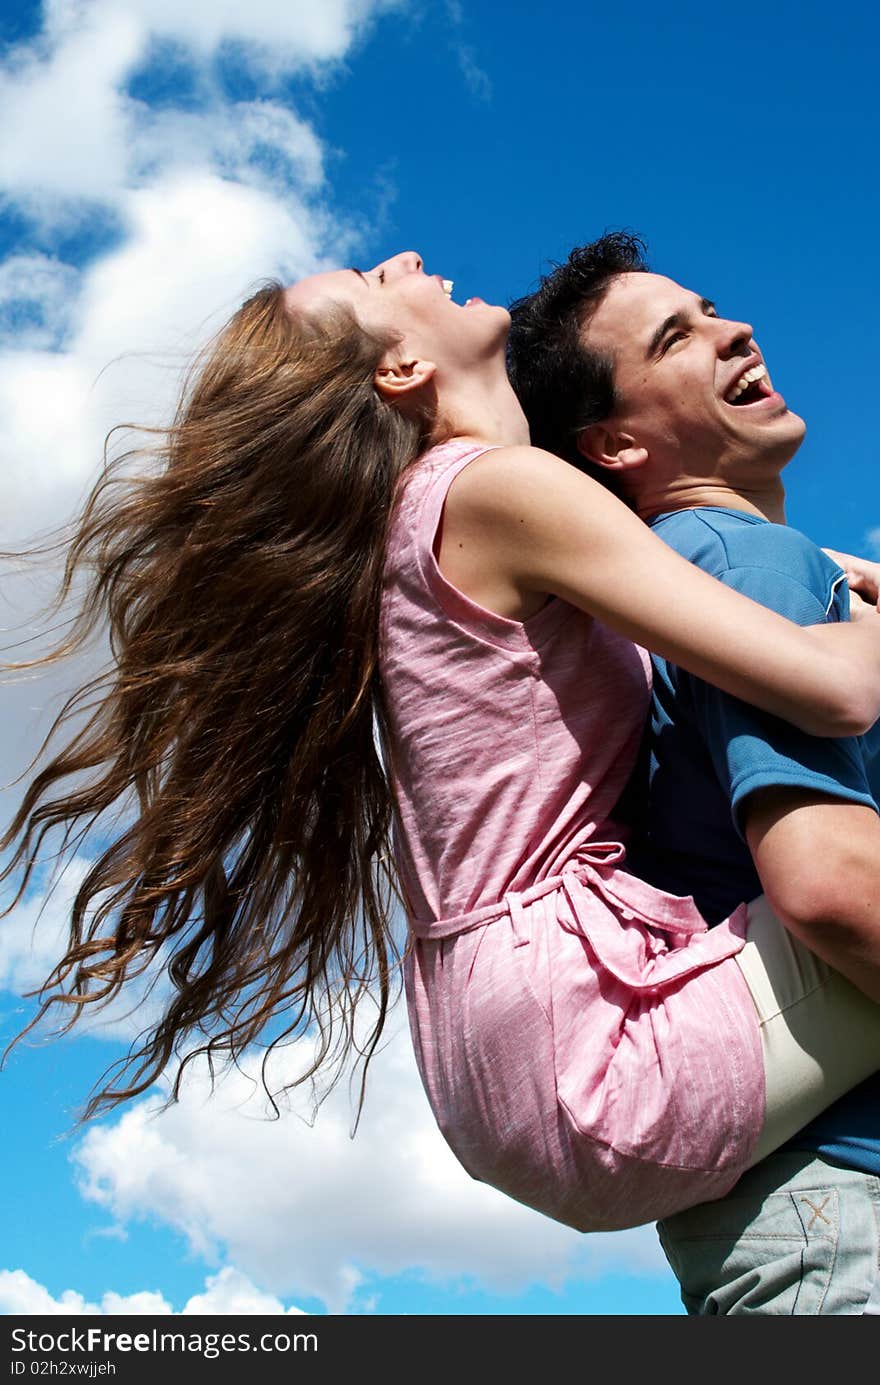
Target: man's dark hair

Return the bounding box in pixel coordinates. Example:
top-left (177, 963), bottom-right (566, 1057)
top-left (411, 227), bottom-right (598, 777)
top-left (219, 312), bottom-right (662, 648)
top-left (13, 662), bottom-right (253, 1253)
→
top-left (507, 232), bottom-right (649, 480)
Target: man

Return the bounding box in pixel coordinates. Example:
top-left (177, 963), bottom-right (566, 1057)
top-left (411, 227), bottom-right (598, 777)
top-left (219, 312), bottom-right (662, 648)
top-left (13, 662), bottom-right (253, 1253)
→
top-left (506, 233), bottom-right (880, 1315)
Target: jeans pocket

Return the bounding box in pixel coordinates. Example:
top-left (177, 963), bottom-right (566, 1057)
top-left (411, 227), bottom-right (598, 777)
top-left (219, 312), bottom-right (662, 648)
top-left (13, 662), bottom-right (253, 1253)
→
top-left (657, 1184), bottom-right (840, 1315)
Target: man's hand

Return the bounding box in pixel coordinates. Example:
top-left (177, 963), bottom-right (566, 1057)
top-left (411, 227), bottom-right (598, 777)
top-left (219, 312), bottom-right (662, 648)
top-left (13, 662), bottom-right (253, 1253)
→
top-left (823, 548), bottom-right (880, 610)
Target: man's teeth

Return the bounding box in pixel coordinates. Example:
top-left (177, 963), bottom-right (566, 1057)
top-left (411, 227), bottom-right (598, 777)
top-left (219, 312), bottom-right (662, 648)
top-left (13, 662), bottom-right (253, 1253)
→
top-left (726, 363), bottom-right (768, 403)
top-left (442, 279), bottom-right (454, 298)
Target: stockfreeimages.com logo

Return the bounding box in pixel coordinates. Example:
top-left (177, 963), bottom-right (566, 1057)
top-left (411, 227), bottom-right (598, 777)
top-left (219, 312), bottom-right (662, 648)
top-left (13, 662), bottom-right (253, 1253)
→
top-left (11, 1327), bottom-right (317, 1362)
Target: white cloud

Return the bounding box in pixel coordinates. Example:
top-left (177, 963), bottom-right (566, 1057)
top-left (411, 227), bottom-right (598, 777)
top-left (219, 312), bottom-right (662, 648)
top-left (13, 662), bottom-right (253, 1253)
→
top-left (72, 1022), bottom-right (667, 1314)
top-left (455, 44), bottom-right (492, 103)
top-left (46, 0), bottom-right (403, 74)
top-left (0, 0), bottom-right (404, 206)
top-left (441, 0), bottom-right (491, 102)
top-left (0, 10), bottom-right (141, 202)
top-left (0, 1266), bottom-right (306, 1315)
top-left (0, 255), bottom-right (81, 351)
top-left (865, 526), bottom-right (880, 559)
top-left (0, 1269), bottom-right (106, 1315)
top-left (0, 349), bottom-right (94, 519)
top-left (177, 1267), bottom-right (307, 1316)
top-left (129, 101), bottom-right (327, 193)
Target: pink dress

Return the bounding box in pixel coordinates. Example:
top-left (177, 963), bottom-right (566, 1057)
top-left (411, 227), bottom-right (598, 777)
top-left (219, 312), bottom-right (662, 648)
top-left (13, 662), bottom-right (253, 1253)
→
top-left (379, 438), bottom-right (765, 1232)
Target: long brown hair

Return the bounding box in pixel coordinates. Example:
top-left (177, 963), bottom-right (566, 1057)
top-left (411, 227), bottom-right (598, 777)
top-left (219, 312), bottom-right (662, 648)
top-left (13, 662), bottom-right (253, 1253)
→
top-left (1, 281), bottom-right (431, 1123)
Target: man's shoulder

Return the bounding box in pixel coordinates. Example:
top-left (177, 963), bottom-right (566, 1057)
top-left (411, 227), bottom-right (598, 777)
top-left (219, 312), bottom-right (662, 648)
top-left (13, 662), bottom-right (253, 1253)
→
top-left (650, 507), bottom-right (844, 606)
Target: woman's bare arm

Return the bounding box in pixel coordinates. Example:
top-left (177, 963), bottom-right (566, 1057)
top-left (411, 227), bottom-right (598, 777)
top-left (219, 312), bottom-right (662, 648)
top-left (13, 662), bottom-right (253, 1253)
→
top-left (443, 446), bottom-right (880, 737)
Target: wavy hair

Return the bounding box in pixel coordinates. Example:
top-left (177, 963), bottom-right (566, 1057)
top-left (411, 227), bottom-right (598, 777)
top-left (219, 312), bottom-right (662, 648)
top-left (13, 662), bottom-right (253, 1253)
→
top-left (1, 281), bottom-right (431, 1123)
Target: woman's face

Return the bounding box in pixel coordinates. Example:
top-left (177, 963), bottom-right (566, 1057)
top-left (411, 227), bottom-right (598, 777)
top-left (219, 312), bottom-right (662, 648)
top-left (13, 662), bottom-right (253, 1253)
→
top-left (284, 251), bottom-right (509, 376)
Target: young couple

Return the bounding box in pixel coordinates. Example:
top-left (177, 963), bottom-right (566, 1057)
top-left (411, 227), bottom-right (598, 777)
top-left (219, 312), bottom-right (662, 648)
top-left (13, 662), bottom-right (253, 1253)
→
top-left (6, 232), bottom-right (880, 1314)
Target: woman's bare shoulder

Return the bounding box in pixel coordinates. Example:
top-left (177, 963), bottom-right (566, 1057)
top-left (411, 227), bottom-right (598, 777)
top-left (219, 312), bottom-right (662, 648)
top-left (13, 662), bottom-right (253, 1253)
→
top-left (447, 443), bottom-right (591, 523)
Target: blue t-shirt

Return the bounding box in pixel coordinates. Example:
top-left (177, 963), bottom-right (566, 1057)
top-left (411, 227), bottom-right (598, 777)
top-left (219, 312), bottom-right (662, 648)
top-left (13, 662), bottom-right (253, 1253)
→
top-left (627, 506), bottom-right (880, 1176)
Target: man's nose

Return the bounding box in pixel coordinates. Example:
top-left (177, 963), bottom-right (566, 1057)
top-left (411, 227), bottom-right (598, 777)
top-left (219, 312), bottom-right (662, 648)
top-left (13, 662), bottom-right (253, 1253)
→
top-left (716, 315), bottom-right (755, 357)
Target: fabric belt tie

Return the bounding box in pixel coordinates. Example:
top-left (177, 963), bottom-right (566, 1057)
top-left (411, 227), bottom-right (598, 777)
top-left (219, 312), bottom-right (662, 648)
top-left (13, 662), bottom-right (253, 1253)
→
top-left (409, 842), bottom-right (749, 993)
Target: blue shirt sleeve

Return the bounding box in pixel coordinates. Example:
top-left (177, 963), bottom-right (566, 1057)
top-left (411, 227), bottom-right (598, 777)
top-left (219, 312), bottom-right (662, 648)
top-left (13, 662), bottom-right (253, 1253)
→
top-left (684, 563), bottom-right (878, 838)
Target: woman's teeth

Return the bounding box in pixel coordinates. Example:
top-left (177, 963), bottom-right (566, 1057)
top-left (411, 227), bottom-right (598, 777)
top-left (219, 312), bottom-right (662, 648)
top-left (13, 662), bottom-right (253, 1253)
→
top-left (725, 363), bottom-right (768, 403)
top-left (442, 279), bottom-right (454, 299)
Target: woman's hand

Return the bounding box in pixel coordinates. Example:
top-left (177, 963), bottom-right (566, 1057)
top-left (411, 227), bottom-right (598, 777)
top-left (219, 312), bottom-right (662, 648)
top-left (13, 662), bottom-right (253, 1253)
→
top-left (823, 548), bottom-right (880, 610)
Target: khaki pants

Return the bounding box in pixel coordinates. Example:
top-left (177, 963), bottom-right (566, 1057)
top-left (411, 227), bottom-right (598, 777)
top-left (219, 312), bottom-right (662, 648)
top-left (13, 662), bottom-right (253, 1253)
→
top-left (736, 894), bottom-right (880, 1164)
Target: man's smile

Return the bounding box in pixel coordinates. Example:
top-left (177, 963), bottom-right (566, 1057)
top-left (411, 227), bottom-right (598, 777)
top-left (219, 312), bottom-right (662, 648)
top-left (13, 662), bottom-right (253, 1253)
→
top-left (722, 359), bottom-right (784, 412)
top-left (725, 361), bottom-right (772, 404)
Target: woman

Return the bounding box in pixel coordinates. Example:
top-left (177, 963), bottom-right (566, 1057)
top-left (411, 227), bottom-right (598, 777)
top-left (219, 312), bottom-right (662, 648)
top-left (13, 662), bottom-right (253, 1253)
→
top-left (4, 251), bottom-right (880, 1234)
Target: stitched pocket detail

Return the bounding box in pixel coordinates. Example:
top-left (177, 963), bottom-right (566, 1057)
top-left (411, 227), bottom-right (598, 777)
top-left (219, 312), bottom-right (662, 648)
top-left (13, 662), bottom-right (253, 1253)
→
top-left (658, 1184), bottom-right (840, 1315)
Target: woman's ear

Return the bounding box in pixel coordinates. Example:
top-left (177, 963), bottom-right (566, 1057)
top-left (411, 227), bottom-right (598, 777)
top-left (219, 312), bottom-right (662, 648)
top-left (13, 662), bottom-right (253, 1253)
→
top-left (576, 423), bottom-right (649, 473)
top-left (373, 356), bottom-right (437, 401)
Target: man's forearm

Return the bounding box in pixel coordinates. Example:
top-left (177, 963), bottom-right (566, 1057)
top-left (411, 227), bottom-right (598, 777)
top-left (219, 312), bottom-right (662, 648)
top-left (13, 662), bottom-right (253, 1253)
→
top-left (745, 788), bottom-right (880, 1004)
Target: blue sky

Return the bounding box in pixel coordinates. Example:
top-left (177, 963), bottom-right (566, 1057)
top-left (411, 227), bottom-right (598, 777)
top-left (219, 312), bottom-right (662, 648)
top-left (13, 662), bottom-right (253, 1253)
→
top-left (0, 0), bottom-right (878, 1319)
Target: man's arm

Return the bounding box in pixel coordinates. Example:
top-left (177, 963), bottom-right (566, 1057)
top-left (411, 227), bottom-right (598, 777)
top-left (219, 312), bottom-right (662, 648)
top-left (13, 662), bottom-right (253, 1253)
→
top-left (669, 524), bottom-right (880, 1004)
top-left (745, 788), bottom-right (880, 1004)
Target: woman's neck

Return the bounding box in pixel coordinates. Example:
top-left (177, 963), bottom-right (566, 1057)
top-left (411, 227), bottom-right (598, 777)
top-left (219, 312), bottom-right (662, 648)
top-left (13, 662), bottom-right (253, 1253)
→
top-left (433, 366), bottom-right (531, 449)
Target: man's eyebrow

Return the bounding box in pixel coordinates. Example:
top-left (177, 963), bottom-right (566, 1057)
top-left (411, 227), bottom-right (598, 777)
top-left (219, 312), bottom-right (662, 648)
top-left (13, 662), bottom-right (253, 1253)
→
top-left (349, 268), bottom-right (368, 284)
top-left (646, 297), bottom-right (716, 359)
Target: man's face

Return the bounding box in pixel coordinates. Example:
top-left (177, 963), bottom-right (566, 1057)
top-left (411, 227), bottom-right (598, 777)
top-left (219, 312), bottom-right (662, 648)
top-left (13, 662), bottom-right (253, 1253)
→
top-left (581, 272), bottom-right (806, 489)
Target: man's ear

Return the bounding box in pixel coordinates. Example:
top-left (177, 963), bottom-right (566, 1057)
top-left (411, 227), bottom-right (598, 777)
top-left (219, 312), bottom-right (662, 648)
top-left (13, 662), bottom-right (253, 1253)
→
top-left (373, 356), bottom-right (436, 402)
top-left (576, 423), bottom-right (649, 474)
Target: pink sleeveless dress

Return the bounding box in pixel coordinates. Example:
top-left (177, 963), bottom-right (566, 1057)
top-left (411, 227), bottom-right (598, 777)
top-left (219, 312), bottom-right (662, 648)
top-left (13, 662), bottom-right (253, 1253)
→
top-left (379, 438), bottom-right (765, 1232)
